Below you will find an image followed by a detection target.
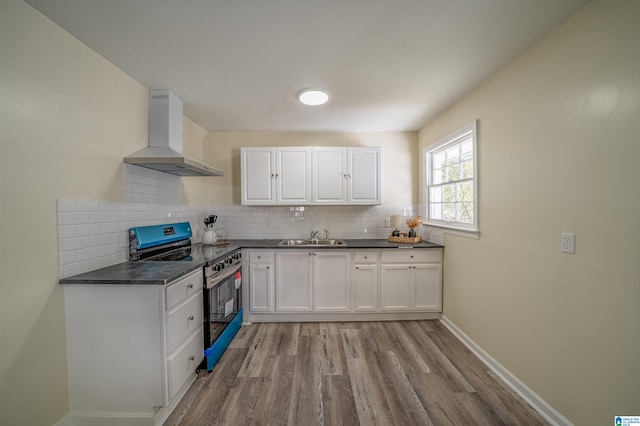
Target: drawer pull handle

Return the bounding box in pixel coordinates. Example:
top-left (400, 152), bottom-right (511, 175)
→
top-left (266, 266), bottom-right (270, 269)
top-left (257, 256), bottom-right (261, 259)
top-left (187, 284), bottom-right (193, 289)
top-left (189, 355), bottom-right (195, 361)
top-left (364, 256), bottom-right (368, 259)
top-left (188, 316), bottom-right (194, 321)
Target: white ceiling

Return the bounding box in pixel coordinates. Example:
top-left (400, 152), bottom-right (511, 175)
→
top-left (25, 0), bottom-right (588, 132)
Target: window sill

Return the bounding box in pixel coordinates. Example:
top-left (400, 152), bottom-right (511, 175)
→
top-left (422, 223), bottom-right (479, 245)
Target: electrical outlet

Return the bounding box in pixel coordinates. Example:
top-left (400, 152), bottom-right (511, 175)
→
top-left (561, 232), bottom-right (575, 254)
top-left (385, 218), bottom-right (391, 227)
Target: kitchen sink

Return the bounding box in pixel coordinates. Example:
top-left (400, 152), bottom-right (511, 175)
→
top-left (278, 239), bottom-right (347, 247)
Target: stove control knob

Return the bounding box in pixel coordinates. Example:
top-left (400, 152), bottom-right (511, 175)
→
top-left (214, 262), bottom-right (225, 271)
top-left (224, 257), bottom-right (233, 264)
top-left (232, 253), bottom-right (241, 260)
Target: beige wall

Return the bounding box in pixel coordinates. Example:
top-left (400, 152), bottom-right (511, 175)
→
top-left (0, 1), bottom-right (209, 424)
top-left (182, 116), bottom-right (214, 204)
top-left (418, 0), bottom-right (640, 424)
top-left (204, 131), bottom-right (418, 206)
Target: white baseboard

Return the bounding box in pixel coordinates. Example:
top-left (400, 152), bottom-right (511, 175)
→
top-left (55, 373), bottom-right (196, 426)
top-left (439, 315), bottom-right (572, 426)
top-left (54, 412), bottom-right (153, 426)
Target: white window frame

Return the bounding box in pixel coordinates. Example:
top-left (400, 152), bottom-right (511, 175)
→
top-left (424, 120), bottom-right (478, 234)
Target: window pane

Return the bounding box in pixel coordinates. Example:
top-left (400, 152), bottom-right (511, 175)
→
top-left (460, 203), bottom-right (474, 223)
top-left (461, 139), bottom-right (473, 161)
top-left (443, 184), bottom-right (456, 202)
top-left (432, 166), bottom-right (447, 185)
top-left (462, 160), bottom-right (473, 179)
top-left (445, 146), bottom-right (459, 166)
top-left (432, 151), bottom-right (445, 170)
top-left (430, 203), bottom-right (442, 220)
top-left (443, 203), bottom-right (456, 220)
top-left (446, 164), bottom-right (459, 181)
top-left (458, 181), bottom-right (473, 201)
top-left (430, 187), bottom-right (442, 203)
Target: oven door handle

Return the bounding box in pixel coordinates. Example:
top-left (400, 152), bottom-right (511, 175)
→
top-left (206, 263), bottom-right (241, 289)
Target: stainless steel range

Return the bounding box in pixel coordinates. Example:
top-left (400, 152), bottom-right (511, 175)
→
top-left (129, 221), bottom-right (242, 372)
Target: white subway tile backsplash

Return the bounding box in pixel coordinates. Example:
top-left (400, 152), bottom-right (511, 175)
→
top-left (76, 224), bottom-right (101, 236)
top-left (62, 212), bottom-right (89, 225)
top-left (57, 199), bottom-right (77, 212)
top-left (62, 236), bottom-right (89, 251)
top-left (58, 198), bottom-right (423, 279)
top-left (58, 225), bottom-right (77, 239)
top-left (76, 247), bottom-right (100, 262)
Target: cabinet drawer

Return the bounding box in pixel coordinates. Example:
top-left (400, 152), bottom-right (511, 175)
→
top-left (353, 251), bottom-right (378, 264)
top-left (166, 291), bottom-right (203, 355)
top-left (380, 249), bottom-right (441, 264)
top-left (166, 270), bottom-right (203, 310)
top-left (249, 251), bottom-right (273, 263)
top-left (167, 328), bottom-right (203, 400)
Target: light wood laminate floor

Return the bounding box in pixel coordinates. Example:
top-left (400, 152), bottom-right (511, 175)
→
top-left (165, 320), bottom-right (547, 426)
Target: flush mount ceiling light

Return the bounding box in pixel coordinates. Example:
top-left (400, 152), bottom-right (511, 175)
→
top-left (297, 89), bottom-right (329, 106)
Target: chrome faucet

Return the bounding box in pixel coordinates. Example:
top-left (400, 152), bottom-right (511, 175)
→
top-left (324, 229), bottom-right (329, 240)
top-left (310, 230), bottom-right (319, 240)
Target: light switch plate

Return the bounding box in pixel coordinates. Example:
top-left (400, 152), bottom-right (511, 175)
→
top-left (561, 232), bottom-right (575, 254)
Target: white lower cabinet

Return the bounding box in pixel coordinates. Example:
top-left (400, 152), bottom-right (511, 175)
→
top-left (248, 250), bottom-right (275, 312)
top-left (313, 251), bottom-right (350, 312)
top-left (274, 250), bottom-right (350, 312)
top-left (380, 249), bottom-right (442, 312)
top-left (63, 269), bottom-right (204, 424)
top-left (353, 251), bottom-right (379, 311)
top-left (249, 247), bottom-right (442, 321)
top-left (276, 251), bottom-right (313, 311)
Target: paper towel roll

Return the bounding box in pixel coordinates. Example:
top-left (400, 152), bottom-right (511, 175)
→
top-left (390, 215), bottom-right (402, 229)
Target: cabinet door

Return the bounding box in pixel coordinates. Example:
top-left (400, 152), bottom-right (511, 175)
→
top-left (277, 147), bottom-right (312, 205)
top-left (313, 251), bottom-right (350, 312)
top-left (275, 251), bottom-right (312, 311)
top-left (353, 264), bottom-right (378, 311)
top-left (249, 263), bottom-right (274, 312)
top-left (312, 147), bottom-right (347, 205)
top-left (348, 148), bottom-right (381, 205)
top-left (241, 148), bottom-right (275, 205)
top-left (412, 264), bottom-right (442, 311)
top-left (380, 264), bottom-right (412, 311)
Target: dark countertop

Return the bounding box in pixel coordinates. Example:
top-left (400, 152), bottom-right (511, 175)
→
top-left (59, 239), bottom-right (442, 286)
top-left (236, 239), bottom-right (442, 249)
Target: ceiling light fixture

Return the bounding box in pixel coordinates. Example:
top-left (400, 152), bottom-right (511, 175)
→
top-left (297, 89), bottom-right (329, 106)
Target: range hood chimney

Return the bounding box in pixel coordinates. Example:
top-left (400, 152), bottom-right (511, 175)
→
top-left (124, 90), bottom-right (222, 177)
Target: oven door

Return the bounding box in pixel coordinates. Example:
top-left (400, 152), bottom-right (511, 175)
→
top-left (203, 263), bottom-right (242, 371)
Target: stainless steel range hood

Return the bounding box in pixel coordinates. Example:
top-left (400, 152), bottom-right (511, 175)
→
top-left (124, 91), bottom-right (222, 177)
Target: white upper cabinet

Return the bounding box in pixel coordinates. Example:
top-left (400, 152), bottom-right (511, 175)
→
top-left (348, 148), bottom-right (381, 205)
top-left (242, 146), bottom-right (381, 206)
top-left (312, 147), bottom-right (381, 205)
top-left (241, 147), bottom-right (311, 205)
top-left (276, 147), bottom-right (312, 205)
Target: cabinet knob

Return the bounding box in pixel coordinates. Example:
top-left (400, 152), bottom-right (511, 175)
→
top-left (189, 355), bottom-right (195, 362)
top-left (188, 315), bottom-right (194, 321)
top-left (187, 284), bottom-right (193, 289)
top-left (257, 255), bottom-right (261, 259)
top-left (356, 266), bottom-right (359, 270)
top-left (364, 256), bottom-right (368, 259)
top-left (266, 266), bottom-right (270, 269)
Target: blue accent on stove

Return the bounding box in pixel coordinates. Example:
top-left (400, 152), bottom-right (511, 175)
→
top-left (204, 308), bottom-right (243, 372)
top-left (130, 222), bottom-right (192, 249)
